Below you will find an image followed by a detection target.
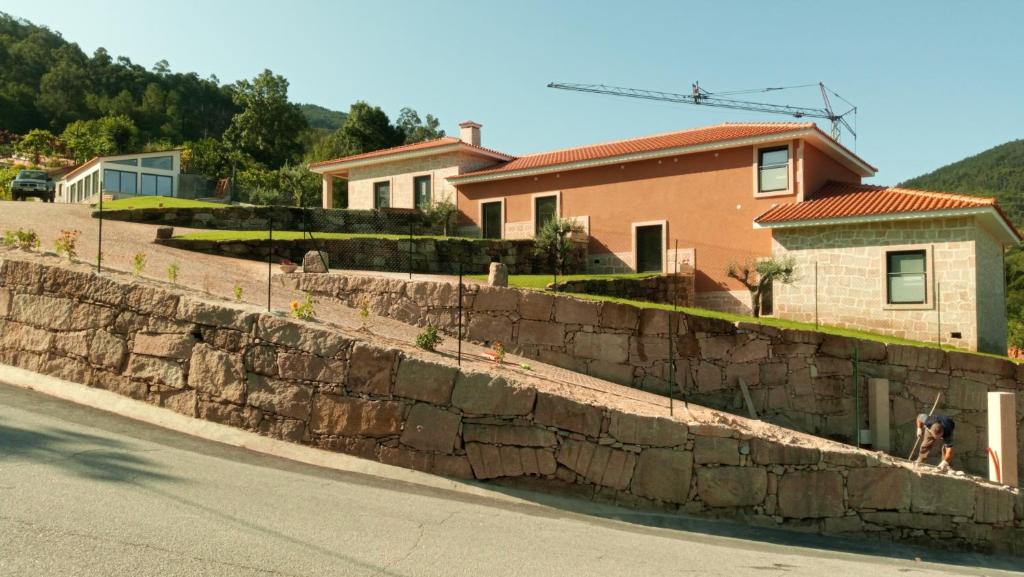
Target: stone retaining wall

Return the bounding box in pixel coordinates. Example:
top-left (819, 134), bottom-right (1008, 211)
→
top-left (0, 254), bottom-right (1021, 556)
top-left (282, 273), bottom-right (1024, 481)
top-left (95, 206), bottom-right (437, 235)
top-left (159, 236), bottom-right (585, 276)
top-left (551, 272), bottom-right (695, 307)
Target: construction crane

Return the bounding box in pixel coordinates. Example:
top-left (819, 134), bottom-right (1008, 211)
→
top-left (547, 81), bottom-right (858, 145)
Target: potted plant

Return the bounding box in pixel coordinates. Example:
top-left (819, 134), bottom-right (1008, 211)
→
top-left (279, 258), bottom-right (298, 274)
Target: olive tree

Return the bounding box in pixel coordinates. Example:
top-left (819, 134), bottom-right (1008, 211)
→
top-left (534, 217), bottom-right (584, 276)
top-left (726, 256), bottom-right (797, 317)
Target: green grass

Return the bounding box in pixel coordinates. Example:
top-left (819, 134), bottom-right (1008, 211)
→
top-left (97, 196), bottom-right (227, 211)
top-left (175, 230), bottom-right (478, 242)
top-left (467, 272), bottom-right (657, 290)
top-left (472, 274), bottom-right (1012, 357)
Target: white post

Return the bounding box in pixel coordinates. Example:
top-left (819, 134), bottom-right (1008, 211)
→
top-left (321, 175), bottom-right (334, 209)
top-left (988, 392), bottom-right (1018, 487)
top-left (868, 378), bottom-right (890, 452)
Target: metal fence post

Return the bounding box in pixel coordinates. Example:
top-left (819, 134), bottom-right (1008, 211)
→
top-left (814, 261), bottom-right (819, 329)
top-left (458, 261), bottom-right (464, 367)
top-left (408, 221), bottom-right (414, 280)
top-left (267, 209), bottom-right (273, 312)
top-left (96, 188), bottom-right (103, 272)
top-left (853, 341), bottom-right (860, 448)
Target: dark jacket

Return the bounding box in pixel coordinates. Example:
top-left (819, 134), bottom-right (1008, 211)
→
top-left (924, 415), bottom-right (955, 446)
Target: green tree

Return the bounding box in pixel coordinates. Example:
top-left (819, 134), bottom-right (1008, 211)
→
top-left (15, 128), bottom-right (57, 164)
top-left (223, 69), bottom-right (307, 168)
top-left (395, 107), bottom-right (445, 143)
top-left (534, 218), bottom-right (585, 275)
top-left (727, 257), bottom-right (797, 318)
top-left (313, 101), bottom-right (403, 161)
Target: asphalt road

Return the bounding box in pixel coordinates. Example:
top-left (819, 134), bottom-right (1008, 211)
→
top-left (0, 382), bottom-right (1020, 577)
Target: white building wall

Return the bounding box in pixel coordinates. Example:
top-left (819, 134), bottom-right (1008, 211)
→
top-left (58, 150), bottom-right (182, 204)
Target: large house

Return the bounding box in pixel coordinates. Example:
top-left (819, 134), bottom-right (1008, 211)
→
top-left (309, 121), bottom-right (1019, 354)
top-left (57, 149), bottom-right (182, 204)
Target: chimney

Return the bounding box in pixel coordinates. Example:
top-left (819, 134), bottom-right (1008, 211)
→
top-left (459, 121), bottom-right (482, 147)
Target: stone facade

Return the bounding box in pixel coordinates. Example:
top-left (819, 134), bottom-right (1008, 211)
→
top-left (551, 272), bottom-right (695, 307)
top-left (347, 151), bottom-right (498, 210)
top-left (0, 254), bottom-right (1020, 556)
top-left (284, 273), bottom-right (1024, 481)
top-left (160, 236), bottom-right (585, 276)
top-left (771, 217), bottom-right (1008, 354)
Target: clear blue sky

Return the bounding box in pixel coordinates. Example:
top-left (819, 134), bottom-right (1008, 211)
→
top-left (5, 0), bottom-right (1023, 183)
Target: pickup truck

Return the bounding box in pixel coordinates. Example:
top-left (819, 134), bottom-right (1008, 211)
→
top-left (9, 169), bottom-right (56, 202)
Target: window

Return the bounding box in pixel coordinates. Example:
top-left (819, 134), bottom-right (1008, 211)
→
top-left (413, 175), bottom-right (432, 210)
top-left (141, 173), bottom-right (173, 196)
top-left (887, 250), bottom-right (927, 304)
top-left (534, 195), bottom-right (558, 233)
top-left (481, 201), bottom-right (502, 239)
top-left (758, 146), bottom-right (789, 193)
top-left (760, 281), bottom-right (774, 316)
top-left (141, 156), bottom-right (174, 170)
top-left (103, 169), bottom-right (137, 194)
top-left (373, 181), bottom-right (390, 208)
top-left (109, 158), bottom-right (138, 167)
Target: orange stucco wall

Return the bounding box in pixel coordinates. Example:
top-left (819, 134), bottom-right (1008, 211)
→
top-left (801, 141), bottom-right (862, 198)
top-left (457, 140), bottom-right (811, 298)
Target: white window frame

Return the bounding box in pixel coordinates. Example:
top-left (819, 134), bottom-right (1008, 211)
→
top-left (411, 172), bottom-right (433, 210)
top-left (881, 243), bottom-right (934, 310)
top-left (531, 191), bottom-right (561, 235)
top-left (478, 197), bottom-right (506, 239)
top-left (632, 219), bottom-right (667, 274)
top-left (753, 142), bottom-right (794, 198)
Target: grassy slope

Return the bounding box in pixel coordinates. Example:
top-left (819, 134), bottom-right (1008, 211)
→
top-left (99, 197), bottom-right (226, 211)
top-left (175, 230), bottom-right (482, 242)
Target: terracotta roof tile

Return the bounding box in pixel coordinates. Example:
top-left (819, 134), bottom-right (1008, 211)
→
top-left (755, 181), bottom-right (995, 223)
top-left (309, 137), bottom-right (512, 169)
top-left (452, 122), bottom-right (821, 179)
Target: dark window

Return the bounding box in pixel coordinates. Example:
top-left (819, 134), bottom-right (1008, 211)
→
top-left (635, 224), bottom-right (663, 273)
top-left (758, 146), bottom-right (789, 193)
top-left (109, 158), bottom-right (138, 167)
top-left (141, 173), bottom-right (173, 196)
top-left (374, 181), bottom-right (390, 209)
top-left (103, 169), bottom-right (137, 194)
top-left (482, 201), bottom-right (502, 239)
top-left (414, 175), bottom-right (432, 210)
top-left (534, 195), bottom-right (557, 233)
top-left (141, 156), bottom-right (174, 170)
top-left (887, 250), bottom-right (927, 304)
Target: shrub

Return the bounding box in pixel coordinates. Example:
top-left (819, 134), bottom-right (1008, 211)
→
top-left (54, 229), bottom-right (81, 259)
top-left (422, 198), bottom-right (458, 236)
top-left (415, 325), bottom-right (442, 351)
top-left (132, 252), bottom-right (147, 277)
top-left (290, 293), bottom-right (315, 320)
top-left (167, 262), bottom-right (180, 284)
top-left (534, 217), bottom-right (584, 275)
top-left (233, 284), bottom-right (243, 301)
top-left (3, 228), bottom-right (40, 251)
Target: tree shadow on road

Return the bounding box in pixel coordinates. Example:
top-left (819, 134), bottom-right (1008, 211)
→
top-left (0, 422), bottom-right (178, 484)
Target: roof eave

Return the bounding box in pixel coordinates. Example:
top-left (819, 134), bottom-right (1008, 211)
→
top-left (309, 142), bottom-right (513, 175)
top-left (449, 128), bottom-right (872, 185)
top-left (756, 206), bottom-right (1021, 245)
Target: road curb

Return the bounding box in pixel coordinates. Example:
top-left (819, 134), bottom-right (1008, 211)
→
top-left (0, 363), bottom-right (512, 501)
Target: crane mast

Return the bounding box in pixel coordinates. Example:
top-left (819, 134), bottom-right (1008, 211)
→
top-left (547, 81), bottom-right (857, 143)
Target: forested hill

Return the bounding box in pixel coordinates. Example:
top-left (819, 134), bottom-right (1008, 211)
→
top-left (299, 104), bottom-right (347, 131)
top-left (0, 11), bottom-right (237, 142)
top-left (900, 139), bottom-right (1024, 224)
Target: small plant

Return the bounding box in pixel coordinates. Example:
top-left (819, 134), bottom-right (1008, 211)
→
top-left (358, 295), bottom-right (371, 329)
top-left (415, 325), bottom-right (442, 351)
top-left (3, 228), bottom-right (40, 251)
top-left (519, 363), bottom-right (532, 371)
top-left (290, 293), bottom-right (315, 320)
top-left (166, 262), bottom-right (180, 284)
top-left (491, 341), bottom-right (506, 364)
top-left (131, 252), bottom-right (147, 277)
top-left (54, 229), bottom-right (81, 259)
top-left (233, 283), bottom-right (244, 301)
top-left (280, 258), bottom-right (296, 266)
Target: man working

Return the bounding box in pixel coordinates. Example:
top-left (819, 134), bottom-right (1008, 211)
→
top-left (916, 413), bottom-right (955, 470)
